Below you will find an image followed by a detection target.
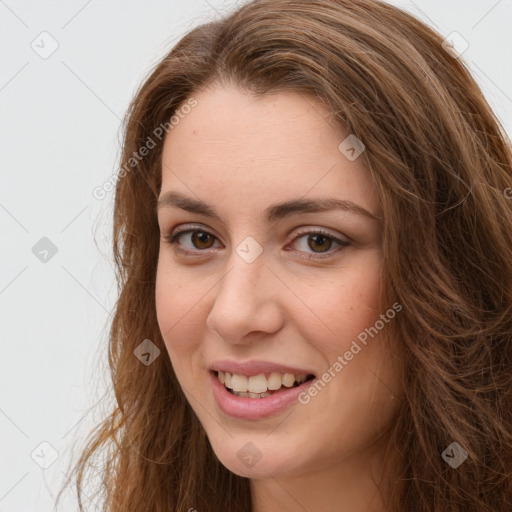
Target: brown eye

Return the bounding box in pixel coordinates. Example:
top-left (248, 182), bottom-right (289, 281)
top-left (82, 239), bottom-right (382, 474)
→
top-left (164, 226), bottom-right (349, 260)
top-left (164, 227), bottom-right (221, 254)
top-left (307, 234), bottom-right (332, 253)
top-left (191, 231), bottom-right (215, 249)
top-left (290, 228), bottom-right (349, 259)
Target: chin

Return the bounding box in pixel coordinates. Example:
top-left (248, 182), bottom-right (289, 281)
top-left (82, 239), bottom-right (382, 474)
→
top-left (207, 433), bottom-right (305, 480)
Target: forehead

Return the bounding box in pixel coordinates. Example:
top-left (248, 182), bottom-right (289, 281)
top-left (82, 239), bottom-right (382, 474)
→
top-left (159, 84), bottom-right (378, 217)
top-left (163, 84), bottom-right (340, 167)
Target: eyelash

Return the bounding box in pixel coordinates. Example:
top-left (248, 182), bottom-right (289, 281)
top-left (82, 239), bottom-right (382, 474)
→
top-left (162, 224), bottom-right (350, 260)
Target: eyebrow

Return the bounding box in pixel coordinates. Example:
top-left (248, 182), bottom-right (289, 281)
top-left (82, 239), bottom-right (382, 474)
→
top-left (156, 190), bottom-right (380, 222)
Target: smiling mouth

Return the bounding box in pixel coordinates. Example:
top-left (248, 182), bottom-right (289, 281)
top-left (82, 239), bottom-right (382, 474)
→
top-left (213, 370), bottom-right (315, 399)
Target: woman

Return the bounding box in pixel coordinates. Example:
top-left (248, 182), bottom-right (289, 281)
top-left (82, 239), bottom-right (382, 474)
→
top-left (57, 0), bottom-right (512, 510)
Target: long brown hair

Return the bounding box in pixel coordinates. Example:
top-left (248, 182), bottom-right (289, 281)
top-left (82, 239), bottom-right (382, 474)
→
top-left (55, 0), bottom-right (512, 510)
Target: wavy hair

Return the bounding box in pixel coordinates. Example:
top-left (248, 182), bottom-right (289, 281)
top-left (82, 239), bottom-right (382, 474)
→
top-left (56, 0), bottom-right (512, 510)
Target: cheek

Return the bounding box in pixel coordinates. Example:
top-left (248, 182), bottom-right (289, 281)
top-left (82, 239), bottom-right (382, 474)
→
top-left (155, 263), bottom-right (204, 372)
top-left (291, 251), bottom-right (397, 415)
top-left (295, 252), bottom-right (383, 348)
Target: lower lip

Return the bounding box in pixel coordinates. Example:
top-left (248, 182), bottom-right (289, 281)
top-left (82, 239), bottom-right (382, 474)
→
top-left (209, 371), bottom-right (314, 420)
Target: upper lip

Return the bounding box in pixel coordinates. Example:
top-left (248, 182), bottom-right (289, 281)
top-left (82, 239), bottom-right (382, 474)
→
top-left (209, 359), bottom-right (316, 377)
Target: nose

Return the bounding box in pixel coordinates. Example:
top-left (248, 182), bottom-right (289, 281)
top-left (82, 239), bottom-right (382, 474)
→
top-left (206, 253), bottom-right (284, 345)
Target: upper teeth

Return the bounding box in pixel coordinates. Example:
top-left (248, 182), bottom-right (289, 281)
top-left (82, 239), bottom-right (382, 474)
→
top-left (218, 371), bottom-right (308, 393)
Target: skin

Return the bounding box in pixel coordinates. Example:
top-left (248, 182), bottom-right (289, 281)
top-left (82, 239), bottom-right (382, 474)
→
top-left (155, 81), bottom-right (403, 512)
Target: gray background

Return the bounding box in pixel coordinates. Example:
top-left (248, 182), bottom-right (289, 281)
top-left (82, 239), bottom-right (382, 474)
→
top-left (1, 0), bottom-right (511, 510)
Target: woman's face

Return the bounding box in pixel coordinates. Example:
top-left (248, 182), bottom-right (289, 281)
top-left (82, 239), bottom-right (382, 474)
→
top-left (155, 83), bottom-right (402, 480)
